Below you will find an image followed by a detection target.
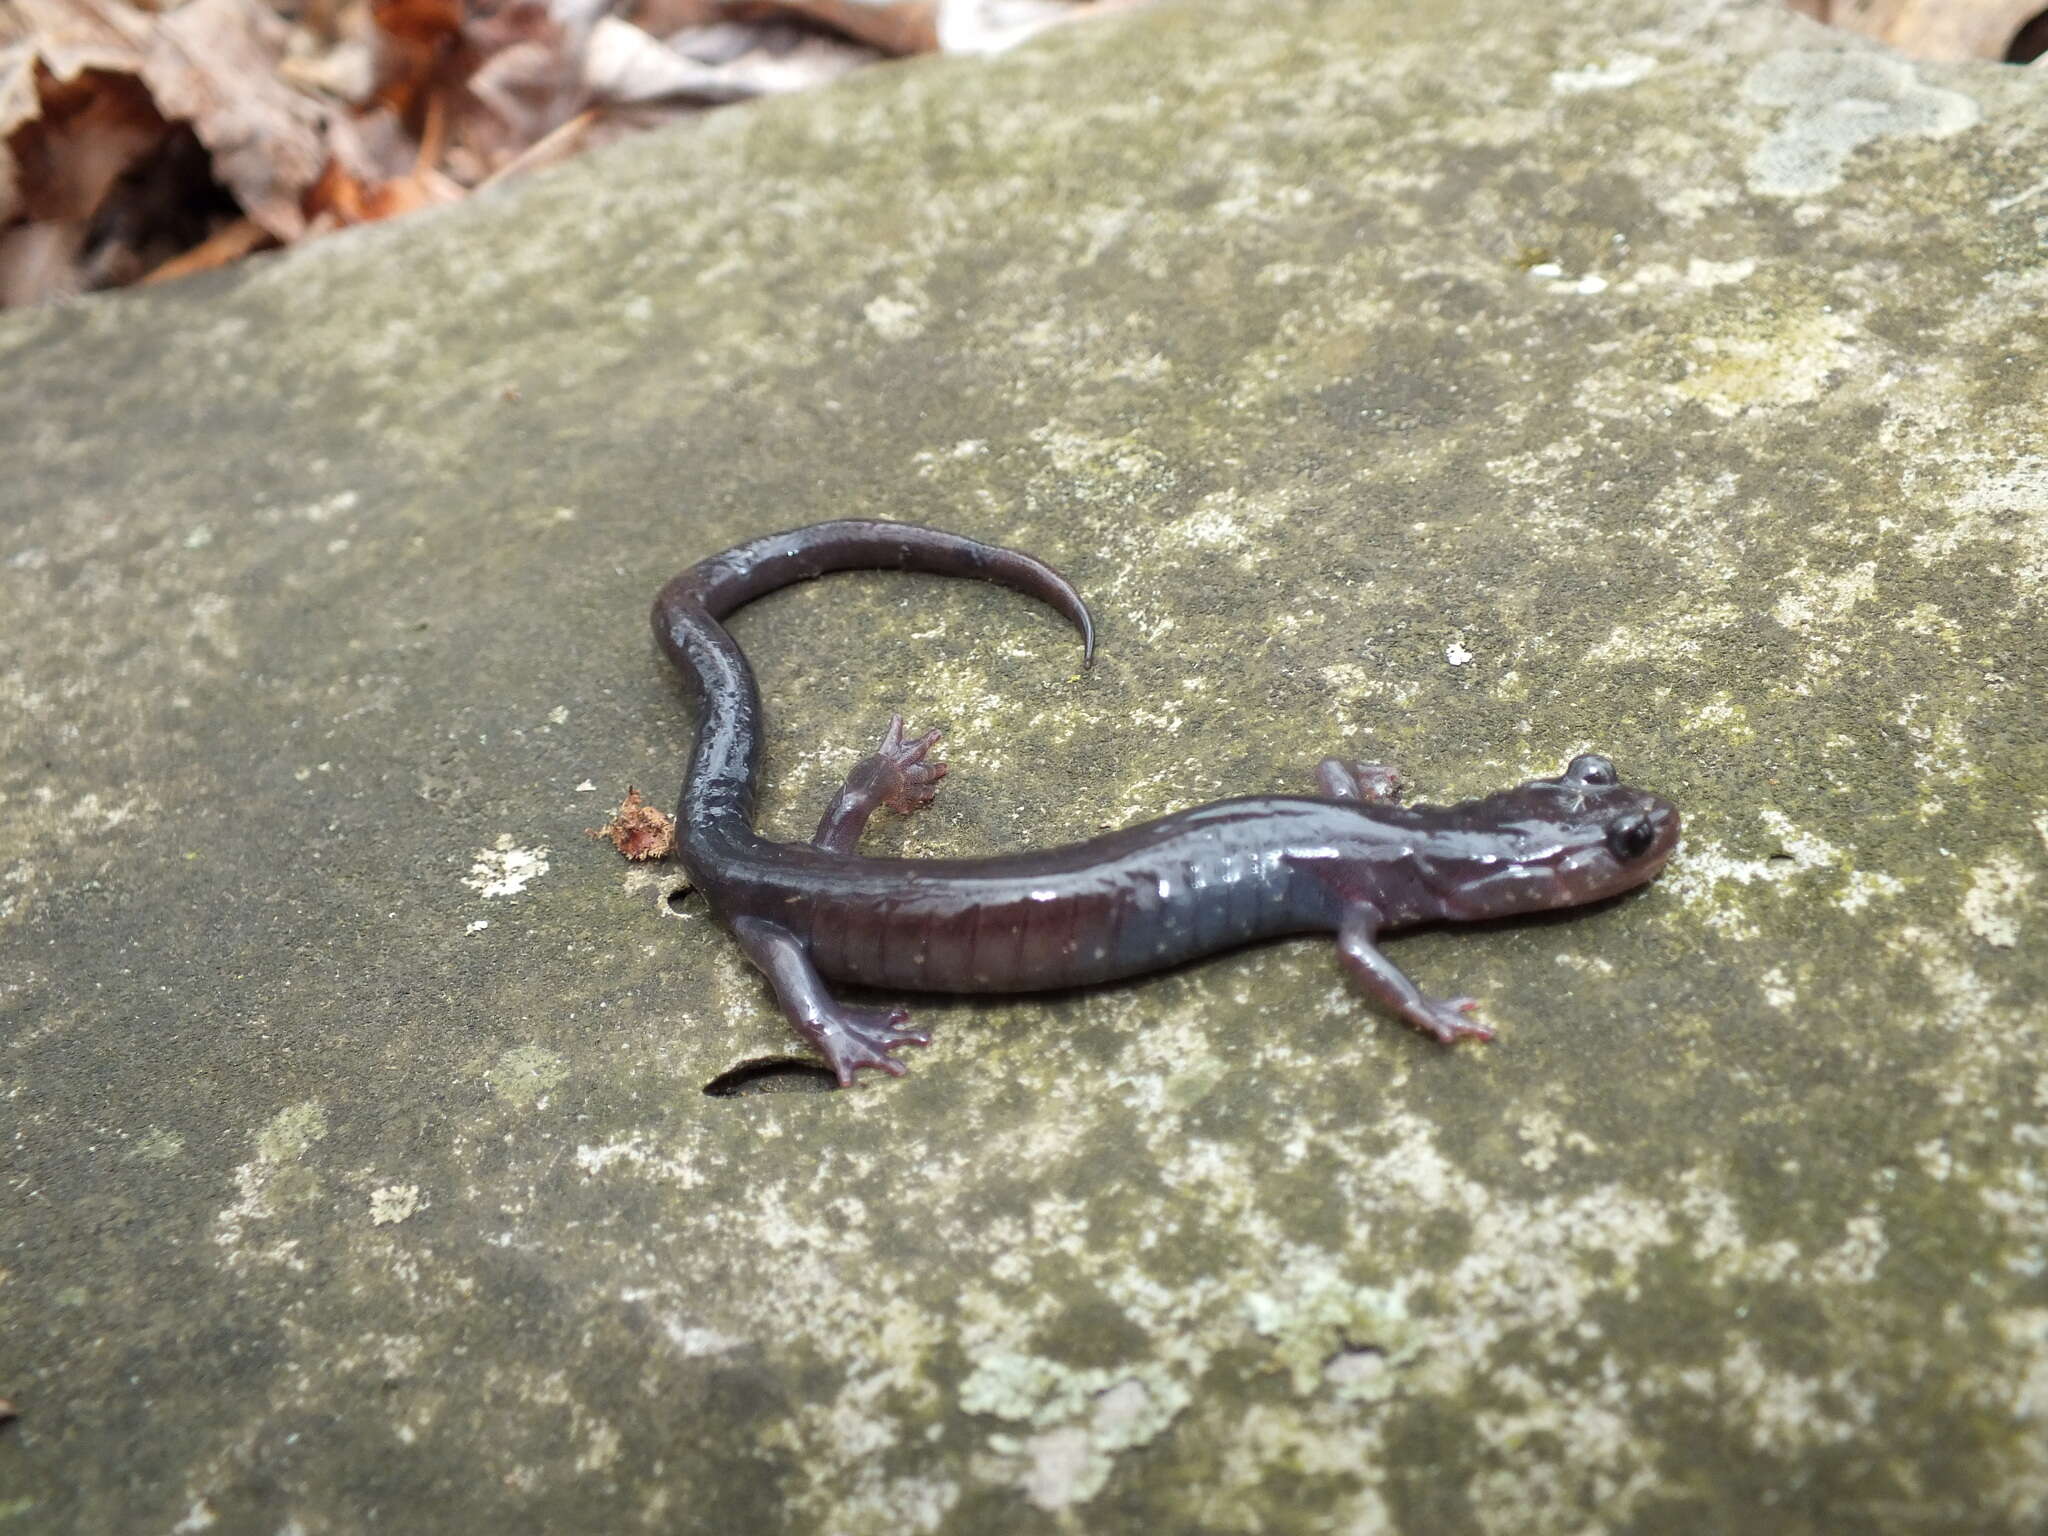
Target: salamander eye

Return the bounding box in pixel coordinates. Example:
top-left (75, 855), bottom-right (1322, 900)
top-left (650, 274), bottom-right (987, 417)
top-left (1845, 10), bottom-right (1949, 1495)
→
top-left (1605, 813), bottom-right (1657, 862)
top-left (1566, 754), bottom-right (1618, 786)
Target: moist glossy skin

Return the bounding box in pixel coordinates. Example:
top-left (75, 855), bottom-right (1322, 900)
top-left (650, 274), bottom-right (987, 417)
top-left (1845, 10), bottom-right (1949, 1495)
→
top-left (653, 521), bottom-right (1682, 1086)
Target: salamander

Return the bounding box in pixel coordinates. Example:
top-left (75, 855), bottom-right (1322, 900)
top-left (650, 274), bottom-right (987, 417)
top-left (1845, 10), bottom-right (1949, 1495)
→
top-left (653, 520), bottom-right (1681, 1086)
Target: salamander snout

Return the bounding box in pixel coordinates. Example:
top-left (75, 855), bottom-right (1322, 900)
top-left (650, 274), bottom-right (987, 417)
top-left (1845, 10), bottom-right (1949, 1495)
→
top-left (1603, 795), bottom-right (1680, 877)
top-left (1503, 756), bottom-right (1683, 909)
top-left (1569, 788), bottom-right (1680, 902)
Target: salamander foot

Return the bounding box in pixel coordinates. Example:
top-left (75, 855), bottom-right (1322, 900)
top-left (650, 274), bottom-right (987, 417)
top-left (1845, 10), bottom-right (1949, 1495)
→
top-left (1337, 905), bottom-right (1496, 1047)
top-left (1317, 759), bottom-right (1404, 804)
top-left (868, 714), bottom-right (948, 813)
top-left (1413, 995), bottom-right (1495, 1045)
top-left (811, 715), bottom-right (948, 854)
top-left (811, 1005), bottom-right (933, 1087)
top-left (729, 915), bottom-right (935, 1086)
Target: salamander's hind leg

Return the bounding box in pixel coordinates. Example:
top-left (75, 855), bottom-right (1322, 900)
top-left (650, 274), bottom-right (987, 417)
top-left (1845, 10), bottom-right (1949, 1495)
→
top-left (811, 714), bottom-right (948, 855)
top-left (1336, 904), bottom-right (1494, 1045)
top-left (1317, 758), bottom-right (1404, 804)
top-left (729, 916), bottom-right (932, 1085)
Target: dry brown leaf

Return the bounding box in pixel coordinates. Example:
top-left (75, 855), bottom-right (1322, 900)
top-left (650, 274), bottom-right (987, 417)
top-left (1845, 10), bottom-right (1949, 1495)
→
top-left (723, 0), bottom-right (936, 55)
top-left (277, 37), bottom-right (377, 103)
top-left (365, 0), bottom-right (462, 127)
top-left (719, 0), bottom-right (1087, 55)
top-left (586, 15), bottom-right (872, 104)
top-left (288, 0), bottom-right (374, 50)
top-left (0, 61), bottom-right (170, 300)
top-left (1, 0), bottom-right (154, 247)
top-left (1801, 0), bottom-right (2044, 60)
top-left (585, 14), bottom-right (742, 101)
top-left (622, 0), bottom-right (719, 36)
top-left (4, 63), bottom-right (159, 220)
top-left (143, 0), bottom-right (325, 239)
top-left (372, 0), bottom-right (462, 50)
top-left (340, 161), bottom-right (462, 219)
top-left (461, 9), bottom-right (586, 165)
top-left (322, 99), bottom-right (415, 180)
top-left (1, 0), bottom-right (323, 300)
top-left (2, 0), bottom-right (151, 79)
top-left (307, 100), bottom-right (461, 226)
top-left (0, 47), bottom-right (33, 221)
top-left (933, 0), bottom-right (1079, 55)
top-left (369, 0), bottom-right (601, 182)
top-left (2, 0), bottom-right (1145, 303)
top-left (0, 215), bottom-right (74, 301)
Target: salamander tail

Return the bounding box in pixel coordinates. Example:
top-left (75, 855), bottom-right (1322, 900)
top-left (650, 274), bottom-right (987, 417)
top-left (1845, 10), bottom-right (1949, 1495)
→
top-left (653, 520), bottom-right (1094, 833)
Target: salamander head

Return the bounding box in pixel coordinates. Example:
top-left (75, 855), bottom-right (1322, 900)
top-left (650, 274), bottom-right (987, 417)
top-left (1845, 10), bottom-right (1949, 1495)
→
top-left (1419, 753), bottom-right (1682, 921)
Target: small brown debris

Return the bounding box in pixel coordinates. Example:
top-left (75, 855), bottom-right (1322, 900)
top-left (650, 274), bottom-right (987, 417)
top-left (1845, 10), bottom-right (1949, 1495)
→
top-left (587, 785), bottom-right (675, 861)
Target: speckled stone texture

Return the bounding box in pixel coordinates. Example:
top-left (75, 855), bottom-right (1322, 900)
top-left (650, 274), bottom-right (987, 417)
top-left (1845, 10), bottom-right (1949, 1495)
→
top-left (3, 0), bottom-right (2045, 1530)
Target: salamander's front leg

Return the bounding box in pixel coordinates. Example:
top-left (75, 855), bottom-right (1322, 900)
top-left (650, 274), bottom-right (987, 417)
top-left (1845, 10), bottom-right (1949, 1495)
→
top-left (728, 916), bottom-right (932, 1085)
top-left (1317, 758), bottom-right (1404, 804)
top-left (811, 714), bottom-right (948, 855)
top-left (1337, 904), bottom-right (1494, 1045)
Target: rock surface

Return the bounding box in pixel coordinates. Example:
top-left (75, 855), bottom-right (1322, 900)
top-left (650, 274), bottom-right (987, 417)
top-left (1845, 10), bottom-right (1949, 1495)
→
top-left (3, 0), bottom-right (2045, 1530)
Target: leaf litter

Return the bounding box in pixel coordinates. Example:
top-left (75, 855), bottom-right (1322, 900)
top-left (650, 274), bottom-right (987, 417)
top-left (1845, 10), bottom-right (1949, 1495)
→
top-left (0, 0), bottom-right (1146, 304)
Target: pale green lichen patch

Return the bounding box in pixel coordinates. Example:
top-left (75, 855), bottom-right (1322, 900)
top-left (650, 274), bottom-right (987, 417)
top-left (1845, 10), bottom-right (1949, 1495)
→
top-left (466, 835), bottom-right (552, 899)
top-left (3, 0), bottom-right (2048, 1530)
top-left (1671, 304), bottom-right (1860, 416)
top-left (214, 1102), bottom-right (332, 1264)
top-left (1962, 853), bottom-right (2038, 948)
top-left (1740, 50), bottom-right (1982, 198)
top-left (124, 1127), bottom-right (185, 1162)
top-left (490, 1045), bottom-right (570, 1108)
top-left (1244, 1276), bottom-right (1422, 1400)
top-left (961, 1353), bottom-right (1191, 1510)
top-left (254, 1100), bottom-right (328, 1164)
top-left (368, 1184), bottom-right (424, 1225)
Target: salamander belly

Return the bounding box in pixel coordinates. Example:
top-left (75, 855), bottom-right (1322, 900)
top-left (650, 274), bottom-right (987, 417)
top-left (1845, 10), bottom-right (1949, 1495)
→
top-left (804, 850), bottom-right (1325, 993)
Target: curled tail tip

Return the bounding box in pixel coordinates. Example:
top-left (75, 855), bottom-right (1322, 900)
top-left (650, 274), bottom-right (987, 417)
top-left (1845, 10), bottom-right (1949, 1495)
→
top-left (1054, 584), bottom-right (1095, 667)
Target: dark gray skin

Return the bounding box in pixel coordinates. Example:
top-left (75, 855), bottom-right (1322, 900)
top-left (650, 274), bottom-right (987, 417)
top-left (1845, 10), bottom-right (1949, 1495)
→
top-left (654, 521), bottom-right (1682, 1086)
